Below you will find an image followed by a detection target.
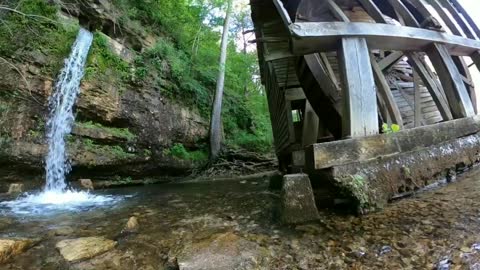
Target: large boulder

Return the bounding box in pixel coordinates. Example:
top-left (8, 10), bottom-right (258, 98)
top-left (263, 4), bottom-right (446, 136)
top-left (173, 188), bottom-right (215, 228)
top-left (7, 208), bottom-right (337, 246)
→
top-left (56, 237), bottom-right (117, 262)
top-left (280, 174), bottom-right (319, 224)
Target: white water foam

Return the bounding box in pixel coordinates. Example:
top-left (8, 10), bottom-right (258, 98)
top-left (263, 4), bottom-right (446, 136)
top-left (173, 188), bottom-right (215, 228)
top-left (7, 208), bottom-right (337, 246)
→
top-left (1, 29), bottom-right (125, 215)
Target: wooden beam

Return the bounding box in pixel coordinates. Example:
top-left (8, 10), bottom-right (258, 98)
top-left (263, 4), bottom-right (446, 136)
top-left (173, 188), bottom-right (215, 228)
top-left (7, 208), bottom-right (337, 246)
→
top-left (289, 22), bottom-right (480, 56)
top-left (327, 0), bottom-right (350, 22)
top-left (378, 51), bottom-right (404, 71)
top-left (306, 115), bottom-right (480, 170)
top-left (319, 53), bottom-right (339, 88)
top-left (371, 54), bottom-right (404, 127)
top-left (272, 0), bottom-right (292, 28)
top-left (338, 37), bottom-right (379, 137)
top-left (357, 0), bottom-right (388, 24)
top-left (302, 100), bottom-right (319, 147)
top-left (449, 0), bottom-right (480, 39)
top-left (414, 71), bottom-right (422, 127)
top-left (408, 53), bottom-right (453, 120)
top-left (426, 43), bottom-right (475, 118)
top-left (297, 55), bottom-right (343, 138)
top-left (387, 0), bottom-right (420, 27)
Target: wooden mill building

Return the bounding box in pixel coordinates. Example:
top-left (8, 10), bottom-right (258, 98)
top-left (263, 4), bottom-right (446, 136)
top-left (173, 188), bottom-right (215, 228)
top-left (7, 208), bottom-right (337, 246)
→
top-left (250, 0), bottom-right (480, 215)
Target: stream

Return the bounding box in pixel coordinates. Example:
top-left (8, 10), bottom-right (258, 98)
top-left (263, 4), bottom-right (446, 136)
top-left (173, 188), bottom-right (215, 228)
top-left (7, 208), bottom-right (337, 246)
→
top-left (2, 169), bottom-right (480, 269)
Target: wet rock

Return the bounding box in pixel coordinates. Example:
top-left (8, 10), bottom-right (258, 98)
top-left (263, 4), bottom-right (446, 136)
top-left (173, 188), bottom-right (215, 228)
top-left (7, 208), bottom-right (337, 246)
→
top-left (165, 256), bottom-right (180, 270)
top-left (0, 238), bottom-right (37, 263)
top-left (56, 237), bottom-right (117, 262)
top-left (124, 216), bottom-right (139, 232)
top-left (179, 232), bottom-right (266, 270)
top-left (280, 174), bottom-right (319, 224)
top-left (7, 183), bottom-right (24, 194)
top-left (79, 179), bottom-right (94, 190)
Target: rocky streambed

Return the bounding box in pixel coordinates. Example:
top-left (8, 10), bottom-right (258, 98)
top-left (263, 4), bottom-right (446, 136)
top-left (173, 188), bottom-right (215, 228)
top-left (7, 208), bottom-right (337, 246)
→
top-left (2, 169), bottom-right (480, 269)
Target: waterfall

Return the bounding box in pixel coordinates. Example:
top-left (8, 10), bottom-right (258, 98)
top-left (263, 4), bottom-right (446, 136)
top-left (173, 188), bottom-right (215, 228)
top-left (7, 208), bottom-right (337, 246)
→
top-left (0, 29), bottom-right (125, 215)
top-left (45, 28), bottom-right (93, 192)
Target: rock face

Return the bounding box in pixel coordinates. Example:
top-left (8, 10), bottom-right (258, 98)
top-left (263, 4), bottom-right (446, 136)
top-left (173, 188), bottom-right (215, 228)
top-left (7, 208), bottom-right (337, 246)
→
top-left (0, 0), bottom-right (209, 185)
top-left (56, 237), bottom-right (117, 262)
top-left (0, 238), bottom-right (37, 263)
top-left (280, 174), bottom-right (319, 224)
top-left (79, 179), bottom-right (94, 190)
top-left (7, 183), bottom-right (24, 194)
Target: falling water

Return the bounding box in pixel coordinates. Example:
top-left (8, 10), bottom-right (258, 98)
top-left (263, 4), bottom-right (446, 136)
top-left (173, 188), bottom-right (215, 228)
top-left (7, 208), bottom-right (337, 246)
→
top-left (0, 29), bottom-right (125, 215)
top-left (45, 28), bottom-right (92, 191)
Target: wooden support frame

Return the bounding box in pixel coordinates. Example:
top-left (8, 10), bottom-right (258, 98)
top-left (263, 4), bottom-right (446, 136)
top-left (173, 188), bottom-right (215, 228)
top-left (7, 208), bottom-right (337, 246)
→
top-left (338, 37), bottom-right (379, 137)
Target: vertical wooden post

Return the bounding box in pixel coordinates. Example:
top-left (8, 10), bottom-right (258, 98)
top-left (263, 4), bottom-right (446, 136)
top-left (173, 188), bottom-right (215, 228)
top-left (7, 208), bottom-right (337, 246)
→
top-left (302, 100), bottom-right (319, 147)
top-left (414, 71), bottom-right (422, 127)
top-left (338, 38), bottom-right (379, 137)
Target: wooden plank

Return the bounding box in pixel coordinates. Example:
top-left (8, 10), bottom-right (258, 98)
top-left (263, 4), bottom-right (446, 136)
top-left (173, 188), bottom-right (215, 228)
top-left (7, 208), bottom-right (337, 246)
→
top-left (305, 115), bottom-right (480, 170)
top-left (378, 51), bottom-right (404, 71)
top-left (289, 22), bottom-right (480, 56)
top-left (338, 37), bottom-right (379, 138)
top-left (285, 88), bottom-right (306, 101)
top-left (371, 55), bottom-right (404, 127)
top-left (302, 100), bottom-right (319, 147)
top-left (426, 43), bottom-right (475, 118)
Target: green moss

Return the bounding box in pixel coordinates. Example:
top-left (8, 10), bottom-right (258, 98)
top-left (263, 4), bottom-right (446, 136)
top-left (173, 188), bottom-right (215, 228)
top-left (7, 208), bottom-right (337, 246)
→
top-left (84, 32), bottom-right (130, 82)
top-left (82, 139), bottom-right (136, 160)
top-left (163, 143), bottom-right (207, 162)
top-left (76, 121), bottom-right (136, 141)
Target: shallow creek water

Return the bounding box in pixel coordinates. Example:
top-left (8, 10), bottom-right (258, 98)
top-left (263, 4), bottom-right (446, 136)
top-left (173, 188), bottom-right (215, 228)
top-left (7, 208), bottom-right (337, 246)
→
top-left (3, 169), bottom-right (480, 269)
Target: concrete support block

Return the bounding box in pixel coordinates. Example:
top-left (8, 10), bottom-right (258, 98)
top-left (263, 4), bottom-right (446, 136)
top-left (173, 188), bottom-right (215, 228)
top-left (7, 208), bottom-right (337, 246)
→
top-left (280, 174), bottom-right (319, 224)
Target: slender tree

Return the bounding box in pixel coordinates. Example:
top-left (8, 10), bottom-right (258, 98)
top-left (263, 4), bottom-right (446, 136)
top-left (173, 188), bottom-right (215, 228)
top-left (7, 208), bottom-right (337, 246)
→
top-left (209, 0), bottom-right (233, 161)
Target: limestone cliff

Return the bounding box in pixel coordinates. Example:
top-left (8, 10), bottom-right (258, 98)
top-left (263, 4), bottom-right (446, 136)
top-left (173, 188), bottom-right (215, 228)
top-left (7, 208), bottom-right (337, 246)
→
top-left (0, 0), bottom-right (210, 189)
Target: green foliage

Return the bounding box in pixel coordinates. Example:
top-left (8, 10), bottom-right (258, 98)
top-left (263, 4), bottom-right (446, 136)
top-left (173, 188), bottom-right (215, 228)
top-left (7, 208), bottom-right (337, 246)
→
top-left (163, 143), bottom-right (208, 162)
top-left (0, 0), bottom-right (78, 75)
top-left (85, 32), bottom-right (130, 81)
top-left (382, 123), bottom-right (401, 134)
top-left (76, 121), bottom-right (136, 141)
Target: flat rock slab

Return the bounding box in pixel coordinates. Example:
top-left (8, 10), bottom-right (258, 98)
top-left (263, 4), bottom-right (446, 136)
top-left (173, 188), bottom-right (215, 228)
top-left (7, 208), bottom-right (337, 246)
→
top-left (56, 237), bottom-right (117, 262)
top-left (179, 232), bottom-right (266, 270)
top-left (0, 238), bottom-right (37, 263)
top-left (280, 174), bottom-right (319, 224)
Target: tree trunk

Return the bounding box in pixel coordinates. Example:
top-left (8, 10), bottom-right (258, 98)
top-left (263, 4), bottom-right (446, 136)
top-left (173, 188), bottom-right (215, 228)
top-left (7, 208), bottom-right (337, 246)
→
top-left (209, 0), bottom-right (233, 162)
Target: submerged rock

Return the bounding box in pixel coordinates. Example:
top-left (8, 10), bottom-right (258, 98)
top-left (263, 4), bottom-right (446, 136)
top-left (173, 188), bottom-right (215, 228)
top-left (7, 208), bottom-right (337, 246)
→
top-left (56, 237), bottom-right (117, 262)
top-left (124, 216), bottom-right (139, 232)
top-left (7, 183), bottom-right (24, 194)
top-left (178, 232), bottom-right (266, 270)
top-left (0, 238), bottom-right (37, 263)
